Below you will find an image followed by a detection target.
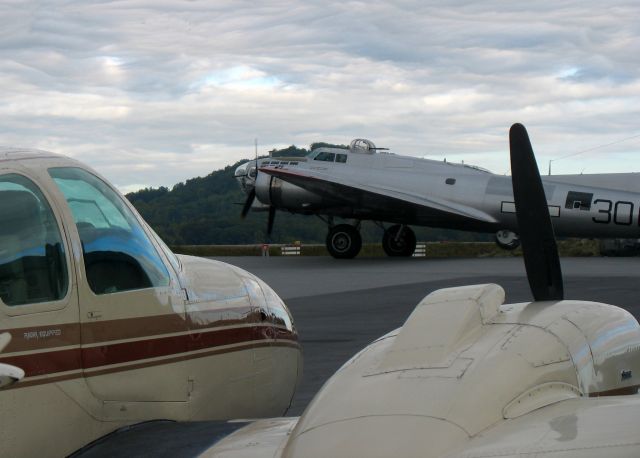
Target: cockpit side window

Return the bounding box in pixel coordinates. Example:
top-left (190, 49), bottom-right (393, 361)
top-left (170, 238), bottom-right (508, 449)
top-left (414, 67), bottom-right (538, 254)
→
top-left (49, 167), bottom-right (170, 295)
top-left (314, 152), bottom-right (336, 162)
top-left (336, 154), bottom-right (347, 163)
top-left (0, 174), bottom-right (69, 306)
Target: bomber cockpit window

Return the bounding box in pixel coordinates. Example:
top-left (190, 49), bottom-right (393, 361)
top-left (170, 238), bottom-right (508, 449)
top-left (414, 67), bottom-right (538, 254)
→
top-left (49, 167), bottom-right (170, 295)
top-left (0, 174), bottom-right (68, 306)
top-left (314, 152), bottom-right (336, 162)
top-left (336, 154), bottom-right (347, 163)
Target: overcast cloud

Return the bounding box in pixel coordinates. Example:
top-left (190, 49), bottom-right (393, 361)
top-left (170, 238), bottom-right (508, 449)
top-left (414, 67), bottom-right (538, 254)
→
top-left (1, 0), bottom-right (639, 191)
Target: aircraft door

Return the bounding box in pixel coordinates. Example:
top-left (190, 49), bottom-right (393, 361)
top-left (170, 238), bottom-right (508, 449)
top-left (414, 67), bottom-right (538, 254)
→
top-left (0, 170), bottom-right (83, 452)
top-left (0, 170), bottom-right (79, 375)
top-left (48, 167), bottom-right (190, 410)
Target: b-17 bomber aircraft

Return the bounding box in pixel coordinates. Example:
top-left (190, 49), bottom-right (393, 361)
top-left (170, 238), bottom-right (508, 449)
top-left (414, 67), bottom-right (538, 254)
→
top-left (200, 124), bottom-right (640, 457)
top-left (235, 137), bottom-right (640, 258)
top-left (0, 149), bottom-right (301, 457)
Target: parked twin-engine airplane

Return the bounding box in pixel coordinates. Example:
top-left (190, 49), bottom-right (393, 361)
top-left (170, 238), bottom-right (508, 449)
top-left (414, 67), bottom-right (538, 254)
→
top-left (235, 137), bottom-right (640, 258)
top-left (0, 149), bottom-right (301, 456)
top-left (3, 124), bottom-right (640, 457)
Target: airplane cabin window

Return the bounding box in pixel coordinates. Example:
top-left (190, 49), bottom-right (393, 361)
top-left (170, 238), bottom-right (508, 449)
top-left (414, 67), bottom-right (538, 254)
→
top-left (336, 154), bottom-right (347, 163)
top-left (48, 167), bottom-right (170, 295)
top-left (0, 174), bottom-right (69, 306)
top-left (314, 152), bottom-right (336, 162)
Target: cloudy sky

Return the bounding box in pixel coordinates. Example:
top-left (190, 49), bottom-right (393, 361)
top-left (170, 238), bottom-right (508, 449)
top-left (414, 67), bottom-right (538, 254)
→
top-left (1, 1), bottom-right (639, 192)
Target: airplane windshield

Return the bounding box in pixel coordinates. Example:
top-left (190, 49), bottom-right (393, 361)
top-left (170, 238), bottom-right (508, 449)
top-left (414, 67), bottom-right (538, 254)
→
top-left (49, 167), bottom-right (170, 295)
top-left (314, 152), bottom-right (336, 162)
top-left (309, 149), bottom-right (348, 163)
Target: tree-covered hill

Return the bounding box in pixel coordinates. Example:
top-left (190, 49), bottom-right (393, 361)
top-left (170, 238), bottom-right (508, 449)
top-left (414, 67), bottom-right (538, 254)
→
top-left (126, 145), bottom-right (491, 246)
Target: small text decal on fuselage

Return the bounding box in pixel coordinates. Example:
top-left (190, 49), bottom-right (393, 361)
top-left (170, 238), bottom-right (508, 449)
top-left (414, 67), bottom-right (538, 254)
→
top-left (23, 329), bottom-right (62, 341)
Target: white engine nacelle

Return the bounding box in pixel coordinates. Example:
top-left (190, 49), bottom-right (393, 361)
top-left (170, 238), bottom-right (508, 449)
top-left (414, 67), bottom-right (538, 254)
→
top-left (281, 284), bottom-right (640, 457)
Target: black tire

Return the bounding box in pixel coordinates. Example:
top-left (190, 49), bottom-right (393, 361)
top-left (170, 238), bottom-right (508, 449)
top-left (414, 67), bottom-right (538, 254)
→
top-left (326, 224), bottom-right (362, 259)
top-left (495, 230), bottom-right (520, 250)
top-left (382, 225), bottom-right (416, 257)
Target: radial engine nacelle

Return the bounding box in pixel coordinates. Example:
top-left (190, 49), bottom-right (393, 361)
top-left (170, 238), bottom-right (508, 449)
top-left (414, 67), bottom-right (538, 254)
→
top-left (254, 171), bottom-right (325, 212)
top-left (235, 160), bottom-right (328, 213)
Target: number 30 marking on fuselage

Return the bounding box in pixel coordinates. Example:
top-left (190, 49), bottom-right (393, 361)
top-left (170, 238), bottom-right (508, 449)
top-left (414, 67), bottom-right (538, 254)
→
top-left (592, 199), bottom-right (634, 225)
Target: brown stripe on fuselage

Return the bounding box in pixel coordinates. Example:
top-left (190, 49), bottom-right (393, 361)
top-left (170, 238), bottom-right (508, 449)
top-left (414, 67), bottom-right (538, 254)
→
top-left (187, 307), bottom-right (259, 329)
top-left (84, 340), bottom-right (301, 379)
top-left (5, 340), bottom-right (301, 390)
top-left (82, 313), bottom-right (188, 343)
top-left (81, 306), bottom-right (259, 343)
top-left (0, 306), bottom-right (276, 353)
top-left (82, 325), bottom-right (266, 368)
top-left (1, 299), bottom-right (298, 386)
top-left (0, 348), bottom-right (81, 377)
top-left (0, 325), bottom-right (298, 378)
top-left (83, 325), bottom-right (297, 369)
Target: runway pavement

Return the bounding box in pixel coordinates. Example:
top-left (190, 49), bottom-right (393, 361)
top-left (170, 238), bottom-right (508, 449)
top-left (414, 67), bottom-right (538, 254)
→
top-left (217, 256), bottom-right (640, 415)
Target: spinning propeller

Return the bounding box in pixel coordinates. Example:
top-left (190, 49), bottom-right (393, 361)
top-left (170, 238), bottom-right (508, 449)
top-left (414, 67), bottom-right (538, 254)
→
top-left (239, 156), bottom-right (277, 238)
top-left (509, 123), bottom-right (564, 301)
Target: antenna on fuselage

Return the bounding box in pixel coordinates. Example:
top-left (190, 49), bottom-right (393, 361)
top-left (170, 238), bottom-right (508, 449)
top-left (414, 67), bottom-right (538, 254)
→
top-left (510, 123), bottom-right (564, 301)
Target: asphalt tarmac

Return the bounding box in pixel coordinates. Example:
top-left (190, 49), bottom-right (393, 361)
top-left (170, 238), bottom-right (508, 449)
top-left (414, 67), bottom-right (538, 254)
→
top-left (218, 256), bottom-right (640, 415)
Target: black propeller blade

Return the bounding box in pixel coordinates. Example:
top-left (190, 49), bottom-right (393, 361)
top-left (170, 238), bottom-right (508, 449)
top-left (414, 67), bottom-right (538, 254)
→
top-left (237, 158), bottom-right (277, 239)
top-left (509, 123), bottom-right (564, 301)
top-left (240, 188), bottom-right (256, 219)
top-left (267, 205), bottom-right (276, 237)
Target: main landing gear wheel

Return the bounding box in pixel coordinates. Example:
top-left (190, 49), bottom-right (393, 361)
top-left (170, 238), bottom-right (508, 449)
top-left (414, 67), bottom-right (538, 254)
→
top-left (495, 230), bottom-right (520, 250)
top-left (326, 224), bottom-right (362, 259)
top-left (382, 225), bottom-right (416, 257)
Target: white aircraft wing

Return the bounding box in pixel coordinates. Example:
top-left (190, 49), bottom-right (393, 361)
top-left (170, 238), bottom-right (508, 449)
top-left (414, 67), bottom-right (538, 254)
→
top-left (447, 396), bottom-right (640, 457)
top-left (199, 397), bottom-right (640, 457)
top-left (259, 166), bottom-right (497, 225)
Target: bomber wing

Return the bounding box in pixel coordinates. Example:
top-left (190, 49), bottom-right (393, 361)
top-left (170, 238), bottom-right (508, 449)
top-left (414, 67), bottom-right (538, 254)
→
top-left (259, 166), bottom-right (497, 227)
